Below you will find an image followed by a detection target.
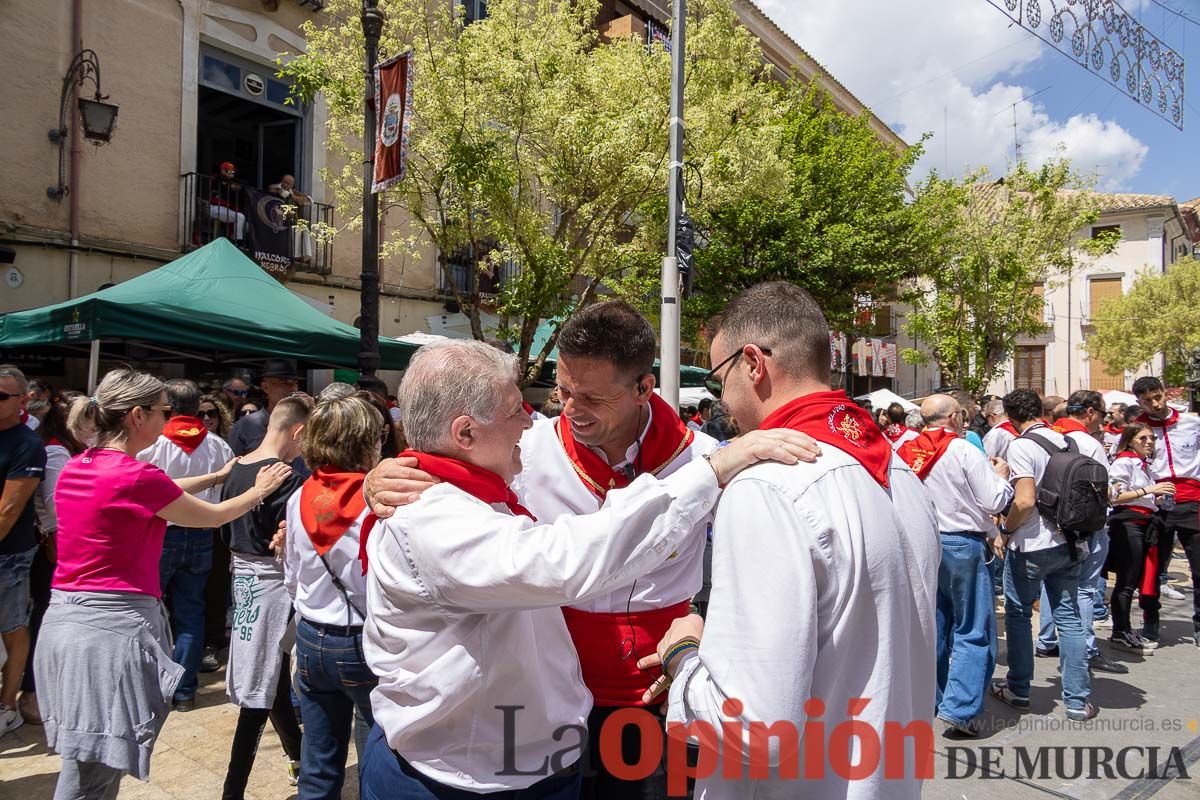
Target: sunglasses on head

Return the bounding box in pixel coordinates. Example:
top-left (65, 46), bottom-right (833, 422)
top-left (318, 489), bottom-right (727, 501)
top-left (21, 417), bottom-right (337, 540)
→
top-left (199, 408), bottom-right (222, 419)
top-left (703, 346), bottom-right (773, 399)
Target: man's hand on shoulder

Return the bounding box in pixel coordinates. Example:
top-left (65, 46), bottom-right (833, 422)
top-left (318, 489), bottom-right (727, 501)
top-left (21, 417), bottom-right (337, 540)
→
top-left (365, 456), bottom-right (439, 518)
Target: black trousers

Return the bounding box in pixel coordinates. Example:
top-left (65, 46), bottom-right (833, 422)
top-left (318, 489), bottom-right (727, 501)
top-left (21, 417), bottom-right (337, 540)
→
top-left (20, 541), bottom-right (54, 693)
top-left (1106, 512), bottom-right (1156, 635)
top-left (205, 530), bottom-right (232, 649)
top-left (1142, 502), bottom-right (1200, 633)
top-left (222, 655), bottom-right (303, 800)
top-left (583, 705), bottom-right (670, 800)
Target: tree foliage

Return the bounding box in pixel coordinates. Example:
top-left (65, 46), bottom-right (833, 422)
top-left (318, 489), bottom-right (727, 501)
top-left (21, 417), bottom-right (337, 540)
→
top-left (677, 83), bottom-right (936, 333)
top-left (282, 0), bottom-right (772, 383)
top-left (1085, 257), bottom-right (1200, 386)
top-left (903, 160), bottom-right (1119, 393)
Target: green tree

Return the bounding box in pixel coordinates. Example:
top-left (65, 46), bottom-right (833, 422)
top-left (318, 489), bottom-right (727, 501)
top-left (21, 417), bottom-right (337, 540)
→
top-left (672, 83), bottom-right (932, 334)
top-left (1085, 257), bottom-right (1200, 386)
top-left (283, 0), bottom-right (773, 384)
top-left (903, 160), bottom-right (1119, 393)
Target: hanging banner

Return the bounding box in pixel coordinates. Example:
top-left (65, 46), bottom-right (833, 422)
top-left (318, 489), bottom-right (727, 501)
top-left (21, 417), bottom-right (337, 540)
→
top-left (244, 187), bottom-right (295, 283)
top-left (373, 51), bottom-right (415, 193)
top-left (829, 332), bottom-right (847, 373)
top-left (870, 339), bottom-right (885, 377)
top-left (884, 343), bottom-right (898, 378)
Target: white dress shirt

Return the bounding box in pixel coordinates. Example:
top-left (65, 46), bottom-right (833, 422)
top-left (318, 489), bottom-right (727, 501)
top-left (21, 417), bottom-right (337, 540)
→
top-left (1006, 425), bottom-right (1073, 552)
top-left (365, 459), bottom-right (720, 791)
top-left (891, 427), bottom-right (919, 451)
top-left (137, 431), bottom-right (233, 503)
top-left (666, 450), bottom-right (940, 800)
top-left (283, 488), bottom-right (370, 627)
top-left (921, 431), bottom-right (1013, 534)
top-left (510, 410), bottom-right (719, 613)
top-left (983, 424), bottom-right (1016, 460)
top-left (1064, 429), bottom-right (1110, 467)
top-left (1109, 454), bottom-right (1157, 512)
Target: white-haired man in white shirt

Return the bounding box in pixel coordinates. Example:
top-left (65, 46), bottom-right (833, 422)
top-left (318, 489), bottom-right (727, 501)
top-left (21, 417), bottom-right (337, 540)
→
top-left (357, 339), bottom-right (813, 800)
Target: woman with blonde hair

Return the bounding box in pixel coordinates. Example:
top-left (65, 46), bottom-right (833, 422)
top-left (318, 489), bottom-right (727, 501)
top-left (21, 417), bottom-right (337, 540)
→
top-left (35, 368), bottom-right (292, 800)
top-left (284, 394), bottom-right (384, 799)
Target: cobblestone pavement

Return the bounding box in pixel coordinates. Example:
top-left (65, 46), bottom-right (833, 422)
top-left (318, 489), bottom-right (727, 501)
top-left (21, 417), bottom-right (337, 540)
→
top-left (2, 571), bottom-right (1198, 799)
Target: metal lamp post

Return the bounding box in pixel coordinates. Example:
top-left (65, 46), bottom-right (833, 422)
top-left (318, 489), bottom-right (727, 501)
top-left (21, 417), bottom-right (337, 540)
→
top-left (358, 0), bottom-right (385, 376)
top-left (659, 0), bottom-right (685, 410)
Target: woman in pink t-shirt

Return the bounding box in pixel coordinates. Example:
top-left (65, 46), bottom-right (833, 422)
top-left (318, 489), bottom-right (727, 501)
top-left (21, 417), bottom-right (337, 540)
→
top-left (35, 368), bottom-right (291, 799)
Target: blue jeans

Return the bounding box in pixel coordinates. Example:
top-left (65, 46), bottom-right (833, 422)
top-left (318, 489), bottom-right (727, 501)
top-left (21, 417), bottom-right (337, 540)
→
top-left (1003, 544), bottom-right (1090, 711)
top-left (295, 618), bottom-right (378, 800)
top-left (159, 526), bottom-right (213, 701)
top-left (1037, 531), bottom-right (1109, 660)
top-left (360, 724), bottom-right (582, 800)
top-left (935, 533), bottom-right (996, 725)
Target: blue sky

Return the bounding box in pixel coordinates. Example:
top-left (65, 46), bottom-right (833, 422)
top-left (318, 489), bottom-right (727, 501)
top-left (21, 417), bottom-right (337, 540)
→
top-left (758, 0), bottom-right (1198, 200)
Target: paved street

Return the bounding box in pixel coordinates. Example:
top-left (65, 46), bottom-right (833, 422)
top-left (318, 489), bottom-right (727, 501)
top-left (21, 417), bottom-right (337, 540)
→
top-left (2, 568), bottom-right (1198, 800)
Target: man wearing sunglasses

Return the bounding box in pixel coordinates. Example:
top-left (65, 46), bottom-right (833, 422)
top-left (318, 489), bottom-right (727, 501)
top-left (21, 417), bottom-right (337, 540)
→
top-left (0, 365), bottom-right (46, 737)
top-left (136, 379), bottom-right (236, 711)
top-left (222, 377), bottom-right (251, 414)
top-left (638, 282), bottom-right (939, 798)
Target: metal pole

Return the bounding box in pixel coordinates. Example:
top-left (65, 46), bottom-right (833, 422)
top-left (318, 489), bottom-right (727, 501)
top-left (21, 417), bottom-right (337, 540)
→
top-left (358, 1), bottom-right (384, 376)
top-left (87, 339), bottom-right (100, 393)
top-left (660, 0), bottom-right (685, 409)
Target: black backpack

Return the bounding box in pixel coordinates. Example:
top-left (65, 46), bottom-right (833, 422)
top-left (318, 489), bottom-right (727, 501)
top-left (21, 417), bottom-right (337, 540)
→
top-left (1021, 430), bottom-right (1110, 553)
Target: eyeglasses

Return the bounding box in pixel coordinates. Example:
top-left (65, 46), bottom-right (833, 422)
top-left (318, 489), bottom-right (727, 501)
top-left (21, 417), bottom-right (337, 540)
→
top-left (0, 392), bottom-right (18, 402)
top-left (238, 408), bottom-right (258, 418)
top-left (137, 404), bottom-right (172, 414)
top-left (199, 408), bottom-right (222, 419)
top-left (227, 389), bottom-right (248, 397)
top-left (703, 346), bottom-right (773, 399)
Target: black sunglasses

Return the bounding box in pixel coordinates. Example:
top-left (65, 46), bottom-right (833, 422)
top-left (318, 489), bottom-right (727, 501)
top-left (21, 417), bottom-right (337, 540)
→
top-left (199, 408), bottom-right (222, 419)
top-left (703, 346), bottom-right (773, 399)
top-left (237, 408), bottom-right (257, 418)
top-left (0, 391), bottom-right (18, 402)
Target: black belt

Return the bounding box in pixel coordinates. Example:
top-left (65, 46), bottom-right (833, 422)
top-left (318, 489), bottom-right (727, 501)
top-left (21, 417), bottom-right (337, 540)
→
top-left (302, 617), bottom-right (363, 636)
top-left (940, 530), bottom-right (989, 541)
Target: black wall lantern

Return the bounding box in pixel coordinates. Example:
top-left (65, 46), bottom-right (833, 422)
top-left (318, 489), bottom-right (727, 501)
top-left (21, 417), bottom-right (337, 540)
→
top-left (48, 49), bottom-right (119, 201)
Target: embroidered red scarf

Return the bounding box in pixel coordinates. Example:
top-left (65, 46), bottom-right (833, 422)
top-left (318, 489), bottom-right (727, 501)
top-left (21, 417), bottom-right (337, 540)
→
top-left (300, 468), bottom-right (371, 553)
top-left (1052, 417), bottom-right (1090, 435)
top-left (759, 390), bottom-right (891, 488)
top-left (555, 392), bottom-right (693, 499)
top-left (897, 427), bottom-right (958, 481)
top-left (883, 423), bottom-right (911, 443)
top-left (162, 416), bottom-right (208, 454)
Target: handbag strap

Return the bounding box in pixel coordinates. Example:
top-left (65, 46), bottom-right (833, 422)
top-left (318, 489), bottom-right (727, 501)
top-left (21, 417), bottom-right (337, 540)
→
top-left (316, 550), bottom-right (366, 626)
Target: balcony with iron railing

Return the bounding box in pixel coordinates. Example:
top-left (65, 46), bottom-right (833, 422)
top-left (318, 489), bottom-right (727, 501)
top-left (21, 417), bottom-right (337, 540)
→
top-left (438, 246), bottom-right (519, 305)
top-left (180, 172), bottom-right (333, 275)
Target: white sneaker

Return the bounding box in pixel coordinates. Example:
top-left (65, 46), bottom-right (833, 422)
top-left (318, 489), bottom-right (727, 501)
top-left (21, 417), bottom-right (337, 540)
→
top-left (1093, 617), bottom-right (1113, 629)
top-left (0, 704), bottom-right (24, 737)
top-left (1162, 584), bottom-right (1186, 601)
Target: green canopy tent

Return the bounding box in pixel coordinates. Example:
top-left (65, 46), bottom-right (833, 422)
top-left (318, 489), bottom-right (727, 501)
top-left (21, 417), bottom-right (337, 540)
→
top-left (0, 238), bottom-right (420, 388)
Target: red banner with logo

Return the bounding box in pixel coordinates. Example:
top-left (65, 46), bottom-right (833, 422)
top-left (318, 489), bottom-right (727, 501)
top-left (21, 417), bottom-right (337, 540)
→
top-left (372, 51), bottom-right (414, 193)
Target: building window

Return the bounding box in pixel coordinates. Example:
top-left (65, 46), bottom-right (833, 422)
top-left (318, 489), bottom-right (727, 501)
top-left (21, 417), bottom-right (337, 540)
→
top-left (1091, 224), bottom-right (1121, 239)
top-left (1032, 282), bottom-right (1045, 324)
top-left (459, 0), bottom-right (487, 23)
top-left (1014, 345), bottom-right (1045, 392)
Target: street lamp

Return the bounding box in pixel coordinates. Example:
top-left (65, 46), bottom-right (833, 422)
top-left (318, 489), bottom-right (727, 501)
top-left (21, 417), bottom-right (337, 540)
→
top-left (358, 0), bottom-right (385, 376)
top-left (48, 49), bottom-right (118, 201)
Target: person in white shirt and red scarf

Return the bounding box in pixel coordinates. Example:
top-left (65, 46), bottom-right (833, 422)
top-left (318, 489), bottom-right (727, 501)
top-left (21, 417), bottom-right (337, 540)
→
top-left (137, 378), bottom-right (234, 710)
top-left (1132, 376), bottom-right (1200, 648)
top-left (1103, 403), bottom-right (1128, 458)
top-left (881, 401), bottom-right (918, 451)
top-left (1105, 421), bottom-right (1176, 655)
top-left (982, 399), bottom-right (1019, 460)
top-left (356, 339), bottom-right (814, 800)
top-left (640, 282), bottom-right (940, 800)
top-left (363, 302), bottom-right (825, 800)
top-left (897, 394), bottom-right (1012, 737)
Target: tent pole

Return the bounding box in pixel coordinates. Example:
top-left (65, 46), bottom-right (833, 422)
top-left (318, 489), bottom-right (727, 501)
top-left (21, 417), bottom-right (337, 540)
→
top-left (87, 339), bottom-right (100, 393)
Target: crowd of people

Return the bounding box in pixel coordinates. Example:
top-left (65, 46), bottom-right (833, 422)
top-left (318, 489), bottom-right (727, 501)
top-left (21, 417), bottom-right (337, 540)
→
top-left (0, 283), bottom-right (1198, 799)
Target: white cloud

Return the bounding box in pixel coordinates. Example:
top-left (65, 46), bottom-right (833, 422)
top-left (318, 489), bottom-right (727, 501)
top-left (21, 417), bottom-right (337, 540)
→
top-left (754, 0), bottom-right (1150, 189)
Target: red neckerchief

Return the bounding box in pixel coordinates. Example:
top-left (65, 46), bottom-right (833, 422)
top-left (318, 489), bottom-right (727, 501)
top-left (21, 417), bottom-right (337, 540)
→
top-left (996, 421), bottom-right (1019, 437)
top-left (19, 410), bottom-right (28, 424)
top-left (555, 392), bottom-right (694, 499)
top-left (400, 450), bottom-right (534, 519)
top-left (1138, 409), bottom-right (1179, 428)
top-left (522, 401), bottom-right (535, 416)
top-left (897, 427), bottom-right (958, 481)
top-left (1115, 450), bottom-right (1146, 464)
top-left (759, 390), bottom-right (891, 488)
top-left (301, 468), bottom-right (371, 553)
top-left (1105, 423), bottom-right (1123, 436)
top-left (883, 423), bottom-right (911, 443)
top-left (46, 436), bottom-right (65, 448)
top-left (162, 416), bottom-right (209, 454)
top-left (1052, 418), bottom-right (1090, 435)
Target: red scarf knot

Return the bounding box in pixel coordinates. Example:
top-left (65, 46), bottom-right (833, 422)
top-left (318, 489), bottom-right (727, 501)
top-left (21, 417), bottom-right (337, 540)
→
top-left (556, 393), bottom-right (694, 499)
top-left (1138, 409), bottom-right (1179, 428)
top-left (897, 427), bottom-right (959, 481)
top-left (1051, 418), bottom-right (1090, 435)
top-left (759, 390), bottom-right (891, 488)
top-left (162, 416), bottom-right (209, 454)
